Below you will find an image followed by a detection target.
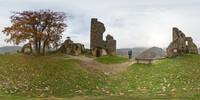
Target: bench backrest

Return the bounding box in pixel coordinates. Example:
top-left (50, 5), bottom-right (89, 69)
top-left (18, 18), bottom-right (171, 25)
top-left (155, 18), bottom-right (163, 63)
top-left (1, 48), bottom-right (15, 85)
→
top-left (135, 58), bottom-right (153, 61)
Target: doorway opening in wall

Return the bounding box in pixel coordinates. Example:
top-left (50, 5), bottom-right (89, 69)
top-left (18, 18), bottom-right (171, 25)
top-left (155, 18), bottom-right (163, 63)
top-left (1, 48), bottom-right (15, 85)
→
top-left (186, 41), bottom-right (188, 46)
top-left (96, 49), bottom-right (101, 57)
top-left (189, 50), bottom-right (191, 53)
top-left (182, 47), bottom-right (184, 54)
top-left (179, 50), bottom-right (182, 54)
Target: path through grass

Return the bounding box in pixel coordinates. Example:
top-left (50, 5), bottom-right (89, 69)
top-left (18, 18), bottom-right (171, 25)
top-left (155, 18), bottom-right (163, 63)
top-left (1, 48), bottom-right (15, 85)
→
top-left (97, 56), bottom-right (129, 64)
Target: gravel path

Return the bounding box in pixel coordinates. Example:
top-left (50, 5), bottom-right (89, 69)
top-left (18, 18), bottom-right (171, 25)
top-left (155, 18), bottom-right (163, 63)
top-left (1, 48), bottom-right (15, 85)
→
top-left (57, 55), bottom-right (159, 75)
top-left (62, 55), bottom-right (135, 74)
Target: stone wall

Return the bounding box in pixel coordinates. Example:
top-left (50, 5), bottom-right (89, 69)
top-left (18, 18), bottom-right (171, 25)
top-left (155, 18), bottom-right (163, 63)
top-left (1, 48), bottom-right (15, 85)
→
top-left (166, 27), bottom-right (198, 57)
top-left (90, 18), bottom-right (105, 50)
top-left (106, 34), bottom-right (116, 55)
top-left (59, 38), bottom-right (85, 56)
top-left (90, 18), bottom-right (116, 57)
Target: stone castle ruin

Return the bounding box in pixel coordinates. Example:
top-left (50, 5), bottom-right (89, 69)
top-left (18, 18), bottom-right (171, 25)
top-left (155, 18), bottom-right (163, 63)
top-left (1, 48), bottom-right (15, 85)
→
top-left (20, 43), bottom-right (32, 55)
top-left (90, 18), bottom-right (116, 57)
top-left (59, 37), bottom-right (85, 56)
top-left (166, 27), bottom-right (198, 57)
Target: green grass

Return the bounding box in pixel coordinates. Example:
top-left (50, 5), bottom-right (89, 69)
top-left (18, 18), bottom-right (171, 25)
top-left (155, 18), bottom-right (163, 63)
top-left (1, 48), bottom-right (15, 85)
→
top-left (0, 53), bottom-right (109, 99)
top-left (44, 50), bottom-right (66, 57)
top-left (97, 55), bottom-right (129, 64)
top-left (104, 54), bottom-right (200, 99)
top-left (80, 51), bottom-right (94, 58)
top-left (0, 54), bottom-right (199, 99)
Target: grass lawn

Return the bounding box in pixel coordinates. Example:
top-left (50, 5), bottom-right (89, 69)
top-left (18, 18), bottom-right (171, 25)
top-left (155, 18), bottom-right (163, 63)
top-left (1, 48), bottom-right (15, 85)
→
top-left (0, 54), bottom-right (199, 99)
top-left (97, 55), bottom-right (129, 64)
top-left (80, 51), bottom-right (94, 58)
top-left (105, 54), bottom-right (200, 99)
top-left (0, 53), bottom-right (109, 99)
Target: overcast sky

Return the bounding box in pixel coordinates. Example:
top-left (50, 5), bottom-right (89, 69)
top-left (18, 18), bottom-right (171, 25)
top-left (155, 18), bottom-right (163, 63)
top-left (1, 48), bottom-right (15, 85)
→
top-left (1, 0), bottom-right (200, 49)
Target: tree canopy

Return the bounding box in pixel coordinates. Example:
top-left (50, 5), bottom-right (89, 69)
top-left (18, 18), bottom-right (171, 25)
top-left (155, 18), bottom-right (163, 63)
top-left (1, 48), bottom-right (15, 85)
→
top-left (2, 9), bottom-right (68, 55)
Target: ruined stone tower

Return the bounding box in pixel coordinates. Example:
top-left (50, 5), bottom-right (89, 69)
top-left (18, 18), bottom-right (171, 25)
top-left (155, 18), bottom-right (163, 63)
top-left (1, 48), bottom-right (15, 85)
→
top-left (90, 18), bottom-right (116, 57)
top-left (166, 27), bottom-right (198, 57)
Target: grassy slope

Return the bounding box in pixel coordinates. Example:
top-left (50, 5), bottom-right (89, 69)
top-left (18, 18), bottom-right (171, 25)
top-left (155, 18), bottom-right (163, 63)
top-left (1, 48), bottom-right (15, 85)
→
top-left (97, 56), bottom-right (129, 64)
top-left (0, 54), bottom-right (199, 99)
top-left (80, 51), bottom-right (94, 58)
top-left (0, 54), bottom-right (109, 98)
top-left (106, 54), bottom-right (200, 99)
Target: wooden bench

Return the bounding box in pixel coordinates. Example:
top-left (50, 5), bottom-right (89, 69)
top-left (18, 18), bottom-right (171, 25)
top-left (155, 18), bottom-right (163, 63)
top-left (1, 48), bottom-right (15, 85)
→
top-left (5, 52), bottom-right (10, 55)
top-left (135, 58), bottom-right (153, 64)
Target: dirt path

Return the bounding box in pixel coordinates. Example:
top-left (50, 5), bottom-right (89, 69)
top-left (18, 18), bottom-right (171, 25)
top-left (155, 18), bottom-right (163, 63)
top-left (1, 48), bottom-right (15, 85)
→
top-left (57, 55), bottom-right (160, 75)
top-left (62, 55), bottom-right (135, 74)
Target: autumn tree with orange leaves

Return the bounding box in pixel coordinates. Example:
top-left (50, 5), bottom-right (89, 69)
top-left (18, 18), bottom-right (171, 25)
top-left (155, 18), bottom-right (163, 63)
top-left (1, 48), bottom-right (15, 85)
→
top-left (2, 9), bottom-right (67, 55)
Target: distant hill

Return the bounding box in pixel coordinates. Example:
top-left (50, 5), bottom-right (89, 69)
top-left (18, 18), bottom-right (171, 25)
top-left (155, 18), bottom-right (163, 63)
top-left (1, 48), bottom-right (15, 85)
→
top-left (198, 48), bottom-right (200, 54)
top-left (0, 45), bottom-right (59, 54)
top-left (117, 47), bottom-right (148, 58)
top-left (0, 46), bottom-right (22, 54)
top-left (139, 46), bottom-right (166, 58)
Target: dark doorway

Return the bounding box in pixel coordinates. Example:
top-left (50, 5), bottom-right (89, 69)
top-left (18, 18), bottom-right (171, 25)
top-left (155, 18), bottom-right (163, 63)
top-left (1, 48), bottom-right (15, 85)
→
top-left (182, 47), bottom-right (184, 53)
top-left (179, 50), bottom-right (182, 54)
top-left (96, 49), bottom-right (101, 57)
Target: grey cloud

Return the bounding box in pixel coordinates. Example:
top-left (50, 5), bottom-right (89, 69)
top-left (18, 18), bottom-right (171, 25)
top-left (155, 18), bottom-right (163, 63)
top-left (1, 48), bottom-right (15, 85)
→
top-left (0, 0), bottom-right (200, 49)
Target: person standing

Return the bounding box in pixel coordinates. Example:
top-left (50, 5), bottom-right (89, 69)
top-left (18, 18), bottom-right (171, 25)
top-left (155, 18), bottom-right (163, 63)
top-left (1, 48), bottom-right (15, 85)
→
top-left (128, 50), bottom-right (132, 59)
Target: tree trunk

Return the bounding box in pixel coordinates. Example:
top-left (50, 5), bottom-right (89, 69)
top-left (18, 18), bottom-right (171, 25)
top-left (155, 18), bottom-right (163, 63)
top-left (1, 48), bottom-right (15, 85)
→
top-left (42, 41), bottom-right (46, 56)
top-left (38, 38), bottom-right (41, 54)
top-left (35, 39), bottom-right (39, 55)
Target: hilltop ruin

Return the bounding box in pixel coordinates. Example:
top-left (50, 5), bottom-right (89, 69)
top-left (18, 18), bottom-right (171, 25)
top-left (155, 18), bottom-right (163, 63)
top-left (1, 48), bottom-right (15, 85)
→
top-left (90, 18), bottom-right (116, 57)
top-left (59, 37), bottom-right (85, 56)
top-left (166, 27), bottom-right (198, 57)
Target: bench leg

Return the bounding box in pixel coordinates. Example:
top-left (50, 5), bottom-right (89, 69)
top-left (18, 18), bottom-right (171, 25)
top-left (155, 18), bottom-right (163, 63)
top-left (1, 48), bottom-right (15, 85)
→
top-left (137, 60), bottom-right (139, 63)
top-left (149, 60), bottom-right (151, 64)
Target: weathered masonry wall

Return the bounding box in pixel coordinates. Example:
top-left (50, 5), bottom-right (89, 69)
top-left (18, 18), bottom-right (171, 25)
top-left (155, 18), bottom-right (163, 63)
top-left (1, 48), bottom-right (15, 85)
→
top-left (166, 27), bottom-right (198, 57)
top-left (90, 18), bottom-right (116, 57)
